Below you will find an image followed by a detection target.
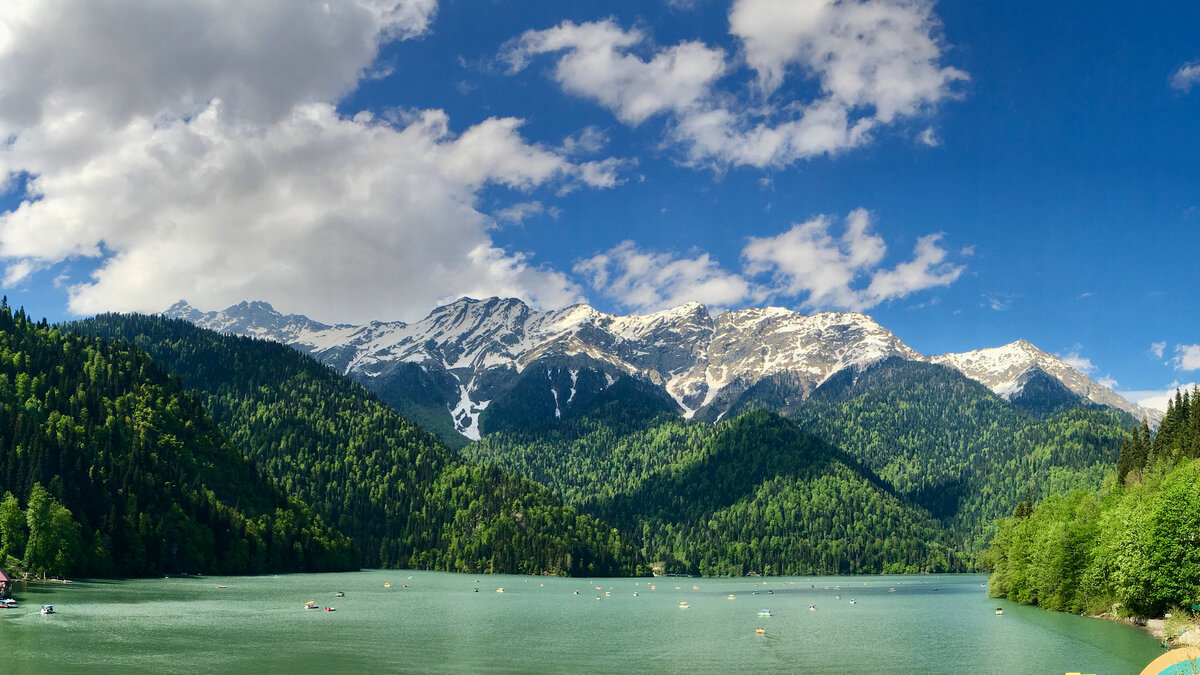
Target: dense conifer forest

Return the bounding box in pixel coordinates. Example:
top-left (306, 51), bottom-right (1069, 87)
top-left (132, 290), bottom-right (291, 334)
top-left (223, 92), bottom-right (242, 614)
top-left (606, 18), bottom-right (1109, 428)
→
top-left (987, 388), bottom-right (1200, 617)
top-left (69, 313), bottom-right (634, 576)
top-left (0, 303), bottom-right (354, 577)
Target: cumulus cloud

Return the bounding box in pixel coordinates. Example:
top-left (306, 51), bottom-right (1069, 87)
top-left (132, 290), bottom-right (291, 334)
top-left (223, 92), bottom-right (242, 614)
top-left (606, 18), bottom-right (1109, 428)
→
top-left (579, 209), bottom-right (963, 313)
top-left (502, 20), bottom-right (727, 126)
top-left (1171, 61), bottom-right (1200, 92)
top-left (0, 0), bottom-right (626, 323)
top-left (1175, 344), bottom-right (1200, 371)
top-left (743, 209), bottom-right (962, 310)
top-left (505, 0), bottom-right (965, 168)
top-left (575, 241), bottom-right (763, 313)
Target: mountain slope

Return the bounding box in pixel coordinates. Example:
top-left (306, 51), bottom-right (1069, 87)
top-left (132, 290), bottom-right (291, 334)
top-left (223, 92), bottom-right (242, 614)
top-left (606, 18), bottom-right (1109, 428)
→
top-left (789, 358), bottom-right (1132, 546)
top-left (467, 407), bottom-right (963, 575)
top-left (929, 340), bottom-right (1155, 422)
top-left (67, 313), bottom-right (635, 576)
top-left (0, 305), bottom-right (354, 577)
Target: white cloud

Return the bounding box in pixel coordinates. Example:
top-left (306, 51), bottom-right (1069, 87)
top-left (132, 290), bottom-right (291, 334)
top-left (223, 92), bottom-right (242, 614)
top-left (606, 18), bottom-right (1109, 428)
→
top-left (494, 201), bottom-right (544, 224)
top-left (1150, 341), bottom-right (1166, 359)
top-left (1057, 346), bottom-right (1096, 374)
top-left (982, 293), bottom-right (1014, 311)
top-left (0, 0), bottom-right (630, 323)
top-left (1175, 344), bottom-right (1200, 371)
top-left (743, 209), bottom-right (962, 310)
top-left (502, 20), bottom-right (727, 125)
top-left (1096, 375), bottom-right (1118, 389)
top-left (1121, 383), bottom-right (1200, 414)
top-left (575, 241), bottom-right (763, 313)
top-left (503, 1), bottom-right (965, 169)
top-left (1171, 61), bottom-right (1200, 92)
top-left (581, 209), bottom-right (963, 313)
top-left (917, 127), bottom-right (940, 147)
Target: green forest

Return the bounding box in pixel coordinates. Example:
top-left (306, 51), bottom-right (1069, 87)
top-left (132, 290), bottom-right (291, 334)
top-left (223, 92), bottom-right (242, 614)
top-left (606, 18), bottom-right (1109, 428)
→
top-left (987, 388), bottom-right (1200, 617)
top-left (69, 313), bottom-right (634, 576)
top-left (784, 359), bottom-right (1132, 548)
top-left (468, 387), bottom-right (963, 576)
top-left (466, 359), bottom-right (1135, 575)
top-left (0, 303), bottom-right (354, 578)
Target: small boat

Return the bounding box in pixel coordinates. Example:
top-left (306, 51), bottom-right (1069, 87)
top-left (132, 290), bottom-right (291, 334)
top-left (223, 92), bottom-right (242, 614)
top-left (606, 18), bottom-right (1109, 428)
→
top-left (0, 598), bottom-right (17, 609)
top-left (323, 607), bottom-right (335, 612)
top-left (758, 609), bottom-right (772, 616)
top-left (849, 599), bottom-right (856, 604)
top-left (809, 604), bottom-right (817, 611)
top-left (496, 588), bottom-right (504, 593)
top-left (835, 595), bottom-right (841, 599)
top-left (215, 585), bottom-right (226, 589)
top-left (632, 592), bottom-right (638, 597)
top-left (679, 602), bottom-right (689, 609)
top-left (304, 601), bottom-right (320, 610)
top-left (755, 628), bottom-right (766, 635)
top-left (768, 590), bottom-right (774, 594)
top-left (40, 605), bottom-right (55, 615)
top-left (383, 582), bottom-right (391, 588)
top-left (728, 594), bottom-right (735, 600)
top-left (995, 608), bottom-right (1003, 615)
top-left (335, 592), bottom-right (344, 597)
top-left (573, 590), bottom-right (580, 595)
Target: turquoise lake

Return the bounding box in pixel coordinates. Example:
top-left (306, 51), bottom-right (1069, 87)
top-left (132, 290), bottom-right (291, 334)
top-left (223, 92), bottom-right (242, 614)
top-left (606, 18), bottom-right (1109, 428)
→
top-left (0, 571), bottom-right (1162, 673)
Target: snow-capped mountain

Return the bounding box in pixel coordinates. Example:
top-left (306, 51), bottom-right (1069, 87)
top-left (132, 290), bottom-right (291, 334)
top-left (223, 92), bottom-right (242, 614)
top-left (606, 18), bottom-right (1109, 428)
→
top-left (928, 340), bottom-right (1158, 422)
top-left (164, 297), bottom-right (1155, 440)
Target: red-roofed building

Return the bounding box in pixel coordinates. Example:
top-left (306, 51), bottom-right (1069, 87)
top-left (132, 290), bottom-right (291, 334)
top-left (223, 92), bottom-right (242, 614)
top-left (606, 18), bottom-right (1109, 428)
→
top-left (0, 568), bottom-right (11, 598)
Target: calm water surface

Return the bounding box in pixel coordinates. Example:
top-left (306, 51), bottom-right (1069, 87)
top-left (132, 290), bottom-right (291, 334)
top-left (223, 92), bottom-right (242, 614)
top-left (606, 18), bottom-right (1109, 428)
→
top-left (0, 571), bottom-right (1161, 673)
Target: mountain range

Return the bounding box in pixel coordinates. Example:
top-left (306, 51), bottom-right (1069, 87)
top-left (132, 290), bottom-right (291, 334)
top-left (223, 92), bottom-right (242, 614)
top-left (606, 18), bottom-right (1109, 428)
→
top-left (166, 297), bottom-right (1157, 444)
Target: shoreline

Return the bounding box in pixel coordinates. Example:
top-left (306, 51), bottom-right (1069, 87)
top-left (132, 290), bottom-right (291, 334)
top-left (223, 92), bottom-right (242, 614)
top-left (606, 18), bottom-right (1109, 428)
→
top-left (1088, 613), bottom-right (1200, 647)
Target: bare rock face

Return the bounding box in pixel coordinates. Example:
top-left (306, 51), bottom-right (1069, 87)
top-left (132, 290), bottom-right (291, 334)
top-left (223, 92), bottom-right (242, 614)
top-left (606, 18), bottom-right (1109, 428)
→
top-left (166, 297), bottom-right (1153, 439)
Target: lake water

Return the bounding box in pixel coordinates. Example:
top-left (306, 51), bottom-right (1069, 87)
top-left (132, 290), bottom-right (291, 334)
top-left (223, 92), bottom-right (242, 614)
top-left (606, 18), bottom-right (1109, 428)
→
top-left (0, 571), bottom-right (1161, 673)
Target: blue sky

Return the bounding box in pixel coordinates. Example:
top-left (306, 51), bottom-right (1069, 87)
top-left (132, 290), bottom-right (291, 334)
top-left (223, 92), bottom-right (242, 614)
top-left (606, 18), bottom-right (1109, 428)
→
top-left (0, 0), bottom-right (1197, 408)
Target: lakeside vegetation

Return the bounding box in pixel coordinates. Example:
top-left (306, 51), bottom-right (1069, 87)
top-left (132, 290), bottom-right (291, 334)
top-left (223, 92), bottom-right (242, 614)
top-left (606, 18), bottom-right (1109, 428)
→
top-left (987, 389), bottom-right (1200, 619)
top-left (0, 303), bottom-right (354, 578)
top-left (68, 313), bottom-right (635, 576)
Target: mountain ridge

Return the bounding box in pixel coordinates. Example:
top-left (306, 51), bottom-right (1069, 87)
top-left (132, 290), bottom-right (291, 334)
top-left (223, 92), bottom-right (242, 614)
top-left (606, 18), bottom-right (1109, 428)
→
top-left (165, 297), bottom-right (1158, 438)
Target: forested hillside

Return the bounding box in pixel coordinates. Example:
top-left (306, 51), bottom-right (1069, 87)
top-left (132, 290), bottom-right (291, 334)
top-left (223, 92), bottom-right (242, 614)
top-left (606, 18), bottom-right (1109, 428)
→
top-left (0, 303), bottom-right (354, 578)
top-left (988, 388), bottom-right (1200, 617)
top-left (468, 407), bottom-right (963, 576)
top-left (69, 313), bottom-right (634, 576)
top-left (785, 359), bottom-right (1132, 547)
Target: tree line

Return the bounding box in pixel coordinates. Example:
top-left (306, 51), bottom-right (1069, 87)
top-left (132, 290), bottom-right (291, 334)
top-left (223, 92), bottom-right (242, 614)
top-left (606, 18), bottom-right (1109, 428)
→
top-left (987, 388), bottom-right (1200, 617)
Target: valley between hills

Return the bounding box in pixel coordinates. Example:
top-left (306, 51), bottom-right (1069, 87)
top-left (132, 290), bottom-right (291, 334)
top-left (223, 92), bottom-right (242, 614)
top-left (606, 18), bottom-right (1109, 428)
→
top-left (1, 297), bottom-right (1198, 633)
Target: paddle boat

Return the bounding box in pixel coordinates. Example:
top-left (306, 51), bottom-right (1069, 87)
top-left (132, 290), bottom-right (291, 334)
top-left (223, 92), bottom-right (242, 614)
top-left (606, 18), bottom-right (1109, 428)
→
top-left (809, 604), bottom-right (817, 611)
top-left (995, 608), bottom-right (1003, 615)
top-left (755, 628), bottom-right (766, 635)
top-left (0, 598), bottom-right (17, 609)
top-left (849, 598), bottom-right (856, 604)
top-left (40, 604), bottom-right (55, 615)
top-left (679, 602), bottom-right (689, 609)
top-left (304, 600), bottom-right (320, 610)
top-left (335, 591), bottom-right (344, 597)
top-left (323, 606), bottom-right (335, 612)
top-left (758, 609), bottom-right (772, 616)
top-left (383, 582), bottom-right (391, 588)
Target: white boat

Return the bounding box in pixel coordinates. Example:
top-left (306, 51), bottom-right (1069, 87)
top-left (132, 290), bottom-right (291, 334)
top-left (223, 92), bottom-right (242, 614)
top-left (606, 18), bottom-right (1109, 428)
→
top-left (0, 598), bottom-right (17, 609)
top-left (758, 609), bottom-right (772, 616)
top-left (41, 605), bottom-right (55, 614)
